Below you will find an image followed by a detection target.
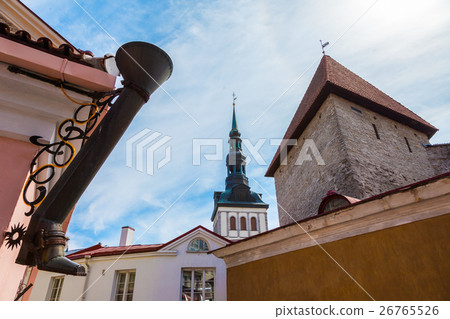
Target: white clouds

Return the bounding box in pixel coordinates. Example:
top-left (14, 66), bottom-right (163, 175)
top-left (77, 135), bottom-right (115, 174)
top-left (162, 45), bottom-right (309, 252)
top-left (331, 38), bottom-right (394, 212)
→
top-left (22, 0), bottom-right (450, 248)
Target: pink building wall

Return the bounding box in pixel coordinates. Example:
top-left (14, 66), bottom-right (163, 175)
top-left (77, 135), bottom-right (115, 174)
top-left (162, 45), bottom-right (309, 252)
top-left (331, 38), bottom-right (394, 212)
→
top-left (0, 136), bottom-right (38, 300)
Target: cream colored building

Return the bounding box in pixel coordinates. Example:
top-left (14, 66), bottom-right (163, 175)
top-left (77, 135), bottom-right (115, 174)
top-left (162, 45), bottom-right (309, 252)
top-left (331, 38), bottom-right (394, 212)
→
top-left (214, 172), bottom-right (450, 300)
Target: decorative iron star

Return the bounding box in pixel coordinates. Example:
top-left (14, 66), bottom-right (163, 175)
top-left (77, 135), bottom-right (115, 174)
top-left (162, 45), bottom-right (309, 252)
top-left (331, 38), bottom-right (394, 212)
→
top-left (4, 223), bottom-right (26, 250)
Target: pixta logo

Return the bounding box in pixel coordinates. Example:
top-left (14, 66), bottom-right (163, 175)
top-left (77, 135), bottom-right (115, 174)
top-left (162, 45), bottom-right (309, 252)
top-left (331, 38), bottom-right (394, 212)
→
top-left (126, 129), bottom-right (172, 175)
top-left (192, 138), bottom-right (325, 166)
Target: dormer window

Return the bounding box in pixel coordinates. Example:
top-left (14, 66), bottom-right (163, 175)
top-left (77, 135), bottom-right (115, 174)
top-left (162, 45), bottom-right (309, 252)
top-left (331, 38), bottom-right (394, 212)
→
top-left (318, 190), bottom-right (360, 215)
top-left (188, 238), bottom-right (209, 252)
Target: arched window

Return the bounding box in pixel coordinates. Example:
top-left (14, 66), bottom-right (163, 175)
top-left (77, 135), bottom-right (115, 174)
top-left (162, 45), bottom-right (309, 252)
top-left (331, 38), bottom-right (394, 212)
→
top-left (230, 216), bottom-right (236, 230)
top-left (188, 238), bottom-right (209, 252)
top-left (240, 217), bottom-right (247, 231)
top-left (251, 217), bottom-right (257, 231)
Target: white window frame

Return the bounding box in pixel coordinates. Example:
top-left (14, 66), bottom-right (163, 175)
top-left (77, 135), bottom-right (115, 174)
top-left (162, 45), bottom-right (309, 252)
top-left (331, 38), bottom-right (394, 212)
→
top-left (181, 268), bottom-right (215, 301)
top-left (187, 238), bottom-right (209, 252)
top-left (112, 270), bottom-right (136, 301)
top-left (47, 276), bottom-right (64, 301)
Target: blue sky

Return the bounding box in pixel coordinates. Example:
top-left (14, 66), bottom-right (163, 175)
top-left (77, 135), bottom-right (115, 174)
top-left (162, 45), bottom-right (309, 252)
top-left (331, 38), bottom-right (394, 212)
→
top-left (23, 0), bottom-right (450, 249)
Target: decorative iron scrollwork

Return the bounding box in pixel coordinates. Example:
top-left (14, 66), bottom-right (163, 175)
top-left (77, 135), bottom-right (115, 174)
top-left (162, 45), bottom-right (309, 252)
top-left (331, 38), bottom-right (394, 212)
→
top-left (5, 84), bottom-right (121, 249)
top-left (4, 223), bottom-right (27, 250)
top-left (22, 85), bottom-right (121, 217)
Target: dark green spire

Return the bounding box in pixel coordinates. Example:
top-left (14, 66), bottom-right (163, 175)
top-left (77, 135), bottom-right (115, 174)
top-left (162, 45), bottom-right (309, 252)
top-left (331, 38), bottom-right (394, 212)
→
top-left (229, 93), bottom-right (240, 138)
top-left (226, 94), bottom-right (247, 189)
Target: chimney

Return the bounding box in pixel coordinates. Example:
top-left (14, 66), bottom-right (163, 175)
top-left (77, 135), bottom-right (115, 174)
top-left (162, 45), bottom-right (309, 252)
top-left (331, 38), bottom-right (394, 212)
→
top-left (119, 226), bottom-right (135, 246)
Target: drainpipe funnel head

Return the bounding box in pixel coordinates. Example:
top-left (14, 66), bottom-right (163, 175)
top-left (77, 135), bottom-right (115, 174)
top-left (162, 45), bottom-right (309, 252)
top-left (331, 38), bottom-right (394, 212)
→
top-left (116, 41), bottom-right (173, 100)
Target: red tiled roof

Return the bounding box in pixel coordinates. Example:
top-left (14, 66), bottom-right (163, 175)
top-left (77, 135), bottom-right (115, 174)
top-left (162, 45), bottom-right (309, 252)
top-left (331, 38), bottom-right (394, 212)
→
top-left (0, 22), bottom-right (94, 66)
top-left (266, 55), bottom-right (438, 177)
top-left (66, 225), bottom-right (232, 260)
top-left (67, 243), bottom-right (164, 260)
top-left (162, 225), bottom-right (232, 247)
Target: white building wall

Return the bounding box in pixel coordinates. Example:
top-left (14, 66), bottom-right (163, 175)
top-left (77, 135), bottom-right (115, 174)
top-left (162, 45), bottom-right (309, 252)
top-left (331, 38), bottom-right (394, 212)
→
top-left (214, 206), bottom-right (268, 240)
top-left (29, 229), bottom-right (227, 301)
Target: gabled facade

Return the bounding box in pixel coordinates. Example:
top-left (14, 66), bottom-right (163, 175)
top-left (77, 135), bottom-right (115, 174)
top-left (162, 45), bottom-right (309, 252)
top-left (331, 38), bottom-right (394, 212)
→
top-left (212, 103), bottom-right (269, 240)
top-left (29, 226), bottom-right (230, 301)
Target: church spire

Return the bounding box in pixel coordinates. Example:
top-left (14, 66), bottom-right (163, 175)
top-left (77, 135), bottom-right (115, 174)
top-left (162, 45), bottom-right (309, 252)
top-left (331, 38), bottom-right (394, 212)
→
top-left (211, 94), bottom-right (269, 240)
top-left (225, 93), bottom-right (248, 190)
top-left (230, 92), bottom-right (240, 138)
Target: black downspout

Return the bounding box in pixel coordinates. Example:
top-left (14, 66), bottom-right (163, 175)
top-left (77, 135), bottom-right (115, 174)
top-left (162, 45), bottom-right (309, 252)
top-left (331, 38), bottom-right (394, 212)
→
top-left (16, 41), bottom-right (173, 276)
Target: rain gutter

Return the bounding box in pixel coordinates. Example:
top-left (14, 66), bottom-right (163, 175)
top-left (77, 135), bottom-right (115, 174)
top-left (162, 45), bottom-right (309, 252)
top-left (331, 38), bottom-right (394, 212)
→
top-left (0, 37), bottom-right (115, 92)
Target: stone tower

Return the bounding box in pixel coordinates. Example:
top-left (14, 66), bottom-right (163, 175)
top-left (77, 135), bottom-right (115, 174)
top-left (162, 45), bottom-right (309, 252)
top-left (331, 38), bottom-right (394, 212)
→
top-left (266, 55), bottom-right (441, 226)
top-left (212, 100), bottom-right (269, 240)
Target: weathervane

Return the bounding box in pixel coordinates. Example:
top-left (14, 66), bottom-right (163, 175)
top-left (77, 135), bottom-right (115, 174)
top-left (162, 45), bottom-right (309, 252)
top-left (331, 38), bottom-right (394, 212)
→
top-left (233, 92), bottom-right (237, 106)
top-left (320, 40), bottom-right (329, 55)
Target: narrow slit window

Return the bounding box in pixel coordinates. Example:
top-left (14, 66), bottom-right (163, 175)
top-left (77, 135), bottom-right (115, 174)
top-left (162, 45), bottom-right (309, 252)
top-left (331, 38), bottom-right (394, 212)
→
top-left (351, 106), bottom-right (362, 114)
top-left (372, 124), bottom-right (380, 140)
top-left (404, 137), bottom-right (412, 152)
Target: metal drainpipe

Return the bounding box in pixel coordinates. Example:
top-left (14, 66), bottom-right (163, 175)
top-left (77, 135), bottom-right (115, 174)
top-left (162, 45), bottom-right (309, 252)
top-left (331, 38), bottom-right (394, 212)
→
top-left (81, 255), bottom-right (91, 301)
top-left (15, 41), bottom-right (173, 276)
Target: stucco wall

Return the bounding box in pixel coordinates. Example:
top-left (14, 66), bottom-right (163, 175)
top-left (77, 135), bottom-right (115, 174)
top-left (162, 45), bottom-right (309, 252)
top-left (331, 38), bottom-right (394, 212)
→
top-left (226, 213), bottom-right (450, 301)
top-left (213, 206), bottom-right (268, 240)
top-left (0, 136), bottom-right (37, 301)
top-left (29, 232), bottom-right (227, 301)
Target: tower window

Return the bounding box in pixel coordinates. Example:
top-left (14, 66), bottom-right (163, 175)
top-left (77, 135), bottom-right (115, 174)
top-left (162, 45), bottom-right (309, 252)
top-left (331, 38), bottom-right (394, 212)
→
top-left (240, 217), bottom-right (247, 231)
top-left (372, 124), bottom-right (380, 139)
top-left (230, 216), bottom-right (236, 230)
top-left (351, 106), bottom-right (362, 114)
top-left (251, 217), bottom-right (257, 231)
top-left (404, 137), bottom-right (412, 152)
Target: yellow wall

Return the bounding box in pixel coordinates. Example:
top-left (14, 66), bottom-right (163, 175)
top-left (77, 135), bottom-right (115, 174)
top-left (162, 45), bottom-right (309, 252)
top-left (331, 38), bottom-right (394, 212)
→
top-left (227, 214), bottom-right (450, 300)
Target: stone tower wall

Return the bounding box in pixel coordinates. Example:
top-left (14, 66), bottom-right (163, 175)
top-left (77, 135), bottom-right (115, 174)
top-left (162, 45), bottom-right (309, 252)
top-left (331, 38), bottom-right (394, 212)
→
top-left (274, 95), bottom-right (362, 226)
top-left (274, 94), bottom-right (437, 226)
top-left (425, 144), bottom-right (450, 175)
top-left (333, 95), bottom-right (436, 197)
